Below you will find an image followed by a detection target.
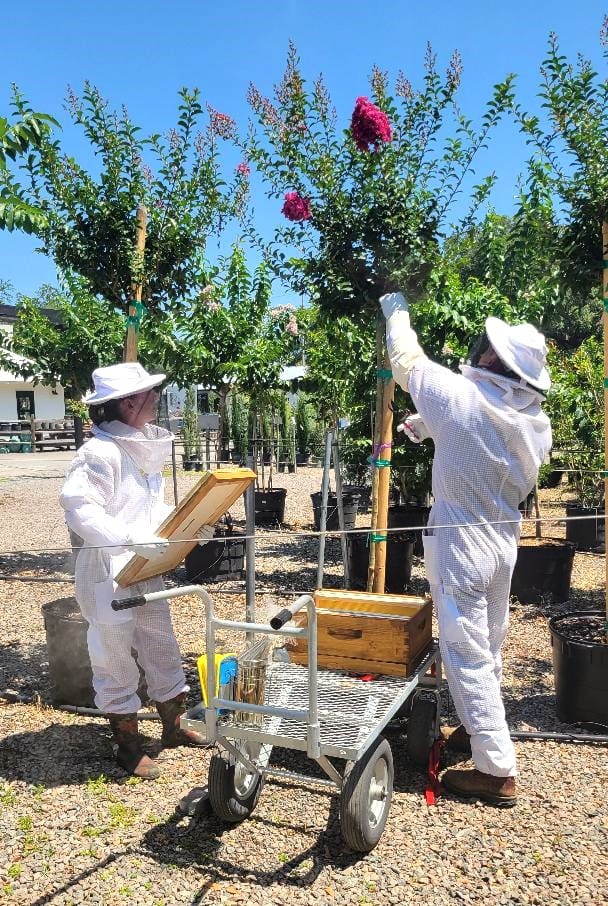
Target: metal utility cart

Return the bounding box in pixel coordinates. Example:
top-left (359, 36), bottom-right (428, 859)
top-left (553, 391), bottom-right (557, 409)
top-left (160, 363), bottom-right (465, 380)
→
top-left (113, 585), bottom-right (441, 853)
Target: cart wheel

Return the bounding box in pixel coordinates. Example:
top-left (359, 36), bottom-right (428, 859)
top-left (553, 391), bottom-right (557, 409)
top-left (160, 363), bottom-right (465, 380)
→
top-left (406, 693), bottom-right (438, 769)
top-left (208, 742), bottom-right (264, 823)
top-left (339, 735), bottom-right (394, 852)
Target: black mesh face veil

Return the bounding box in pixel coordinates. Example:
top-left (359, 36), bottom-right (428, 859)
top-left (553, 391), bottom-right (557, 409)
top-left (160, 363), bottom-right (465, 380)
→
top-left (468, 331), bottom-right (491, 367)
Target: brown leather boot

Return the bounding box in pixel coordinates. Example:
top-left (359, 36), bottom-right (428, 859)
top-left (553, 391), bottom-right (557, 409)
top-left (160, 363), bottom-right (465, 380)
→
top-left (442, 767), bottom-right (517, 807)
top-left (441, 724), bottom-right (472, 755)
top-left (107, 714), bottom-right (160, 780)
top-left (156, 693), bottom-right (207, 748)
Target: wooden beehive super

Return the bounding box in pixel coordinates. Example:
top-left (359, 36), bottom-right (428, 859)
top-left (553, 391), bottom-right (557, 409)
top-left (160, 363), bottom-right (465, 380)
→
top-left (287, 589), bottom-right (433, 677)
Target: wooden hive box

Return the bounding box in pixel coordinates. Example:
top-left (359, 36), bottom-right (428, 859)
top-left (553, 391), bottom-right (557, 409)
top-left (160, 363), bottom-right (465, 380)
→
top-left (116, 468), bottom-right (255, 587)
top-left (287, 589), bottom-right (433, 677)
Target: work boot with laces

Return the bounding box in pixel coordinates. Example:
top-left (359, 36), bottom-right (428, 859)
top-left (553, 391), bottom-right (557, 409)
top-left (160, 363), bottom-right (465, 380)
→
top-left (441, 724), bottom-right (472, 755)
top-left (156, 692), bottom-right (207, 748)
top-left (107, 714), bottom-right (160, 780)
top-left (442, 767), bottom-right (517, 807)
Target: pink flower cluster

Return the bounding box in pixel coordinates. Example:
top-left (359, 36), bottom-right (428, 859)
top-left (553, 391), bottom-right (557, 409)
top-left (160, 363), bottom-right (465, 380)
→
top-left (207, 106), bottom-right (237, 140)
top-left (236, 162), bottom-right (251, 176)
top-left (285, 316), bottom-right (298, 336)
top-left (281, 191), bottom-right (311, 222)
top-left (350, 96), bottom-right (392, 152)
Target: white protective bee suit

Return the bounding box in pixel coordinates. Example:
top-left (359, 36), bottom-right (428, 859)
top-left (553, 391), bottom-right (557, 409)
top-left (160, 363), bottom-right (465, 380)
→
top-left (381, 293), bottom-right (552, 777)
top-left (60, 420), bottom-right (186, 714)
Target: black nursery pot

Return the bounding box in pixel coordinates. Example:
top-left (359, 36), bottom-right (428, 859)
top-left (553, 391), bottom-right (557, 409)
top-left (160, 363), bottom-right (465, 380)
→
top-left (310, 491), bottom-right (359, 532)
top-left (510, 537), bottom-right (576, 604)
top-left (254, 488), bottom-right (287, 525)
top-left (549, 610), bottom-right (608, 725)
top-left (388, 504), bottom-right (430, 557)
top-left (184, 529), bottom-right (246, 581)
top-left (565, 503), bottom-right (605, 552)
top-left (346, 530), bottom-right (414, 594)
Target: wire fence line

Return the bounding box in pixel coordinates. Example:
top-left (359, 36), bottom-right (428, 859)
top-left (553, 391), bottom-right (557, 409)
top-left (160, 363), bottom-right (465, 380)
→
top-left (0, 511), bottom-right (604, 557)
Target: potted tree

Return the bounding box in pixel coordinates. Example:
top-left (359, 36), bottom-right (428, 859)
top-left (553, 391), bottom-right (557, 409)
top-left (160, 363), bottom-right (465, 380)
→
top-left (295, 394), bottom-right (314, 466)
top-left (181, 386), bottom-right (198, 471)
top-left (509, 484), bottom-right (576, 605)
top-left (511, 30), bottom-right (608, 724)
top-left (548, 338), bottom-right (604, 552)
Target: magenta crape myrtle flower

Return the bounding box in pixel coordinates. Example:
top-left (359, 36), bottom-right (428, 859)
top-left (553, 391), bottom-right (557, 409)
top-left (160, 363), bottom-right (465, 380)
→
top-left (281, 191), bottom-right (311, 222)
top-left (350, 96), bottom-right (392, 152)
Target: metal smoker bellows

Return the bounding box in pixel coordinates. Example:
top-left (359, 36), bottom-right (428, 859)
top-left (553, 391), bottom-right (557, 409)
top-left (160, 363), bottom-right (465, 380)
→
top-left (235, 637), bottom-right (271, 727)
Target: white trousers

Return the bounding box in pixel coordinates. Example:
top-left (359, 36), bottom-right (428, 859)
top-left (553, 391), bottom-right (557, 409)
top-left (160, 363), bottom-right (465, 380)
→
top-left (425, 534), bottom-right (517, 777)
top-left (85, 599), bottom-right (186, 714)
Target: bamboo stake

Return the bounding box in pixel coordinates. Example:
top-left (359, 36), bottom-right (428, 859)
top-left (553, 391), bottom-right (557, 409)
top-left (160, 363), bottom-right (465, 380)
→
top-left (603, 221), bottom-right (608, 626)
top-left (124, 205), bottom-right (147, 363)
top-left (367, 317), bottom-right (396, 593)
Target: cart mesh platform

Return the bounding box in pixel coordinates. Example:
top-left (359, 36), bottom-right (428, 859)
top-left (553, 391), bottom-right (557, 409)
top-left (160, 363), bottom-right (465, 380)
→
top-left (213, 647), bottom-right (437, 761)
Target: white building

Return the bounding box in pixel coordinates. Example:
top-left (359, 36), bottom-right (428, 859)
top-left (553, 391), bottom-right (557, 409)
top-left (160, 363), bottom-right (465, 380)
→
top-left (0, 305), bottom-right (65, 424)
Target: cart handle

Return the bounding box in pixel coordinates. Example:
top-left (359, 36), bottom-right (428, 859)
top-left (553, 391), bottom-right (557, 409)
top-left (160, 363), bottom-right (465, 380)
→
top-left (270, 594), bottom-right (314, 630)
top-left (111, 595), bottom-right (147, 611)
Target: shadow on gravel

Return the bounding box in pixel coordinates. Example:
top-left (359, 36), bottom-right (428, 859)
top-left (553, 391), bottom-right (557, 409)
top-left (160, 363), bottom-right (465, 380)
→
top-left (136, 743), bottom-right (428, 899)
top-left (0, 720), bottom-right (111, 785)
top-left (141, 788), bottom-right (364, 901)
top-left (0, 549), bottom-right (72, 578)
top-left (512, 591), bottom-right (604, 622)
top-left (0, 639), bottom-right (52, 700)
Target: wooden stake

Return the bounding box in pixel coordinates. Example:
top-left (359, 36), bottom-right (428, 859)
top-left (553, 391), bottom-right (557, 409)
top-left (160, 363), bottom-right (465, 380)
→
top-left (124, 205), bottom-right (147, 363)
top-left (367, 317), bottom-right (395, 593)
top-left (603, 221), bottom-right (608, 624)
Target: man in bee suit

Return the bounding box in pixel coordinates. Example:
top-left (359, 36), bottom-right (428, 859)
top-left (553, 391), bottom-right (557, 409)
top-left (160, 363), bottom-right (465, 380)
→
top-left (60, 363), bottom-right (215, 780)
top-left (380, 292), bottom-right (552, 806)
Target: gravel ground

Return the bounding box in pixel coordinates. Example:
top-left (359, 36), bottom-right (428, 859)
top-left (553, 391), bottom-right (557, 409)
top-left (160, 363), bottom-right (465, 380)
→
top-left (0, 462), bottom-right (607, 905)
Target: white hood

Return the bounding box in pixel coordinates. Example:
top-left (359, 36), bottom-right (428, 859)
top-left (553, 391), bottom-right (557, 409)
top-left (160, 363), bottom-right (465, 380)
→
top-left (92, 421), bottom-right (174, 476)
top-left (459, 364), bottom-right (546, 413)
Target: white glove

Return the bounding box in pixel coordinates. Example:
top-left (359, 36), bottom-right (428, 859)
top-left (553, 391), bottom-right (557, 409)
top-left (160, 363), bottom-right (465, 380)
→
top-left (128, 533), bottom-right (170, 560)
top-left (397, 414), bottom-right (430, 444)
top-left (197, 524), bottom-right (215, 546)
top-left (379, 291), bottom-right (409, 319)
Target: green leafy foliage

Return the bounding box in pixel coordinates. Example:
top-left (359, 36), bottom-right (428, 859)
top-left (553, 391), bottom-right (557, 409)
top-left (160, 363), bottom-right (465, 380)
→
top-left (546, 337), bottom-right (604, 507)
top-left (4, 85), bottom-right (239, 312)
top-left (509, 24), bottom-right (608, 296)
top-left (243, 42), bottom-right (515, 312)
top-left (0, 97), bottom-right (58, 234)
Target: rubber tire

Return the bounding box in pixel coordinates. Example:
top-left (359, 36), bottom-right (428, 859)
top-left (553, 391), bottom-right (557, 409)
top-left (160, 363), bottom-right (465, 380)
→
top-left (340, 735), bottom-right (394, 853)
top-left (406, 694), bottom-right (438, 768)
top-left (208, 749), bottom-right (264, 823)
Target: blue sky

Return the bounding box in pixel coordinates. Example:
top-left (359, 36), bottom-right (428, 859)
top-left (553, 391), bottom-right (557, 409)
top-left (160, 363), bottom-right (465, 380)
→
top-left (0, 0), bottom-right (605, 303)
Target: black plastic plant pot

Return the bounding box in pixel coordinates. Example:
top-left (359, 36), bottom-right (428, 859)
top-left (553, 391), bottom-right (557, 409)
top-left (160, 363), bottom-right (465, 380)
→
top-left (346, 531), bottom-right (414, 594)
top-left (549, 610), bottom-right (608, 725)
top-left (388, 504), bottom-right (430, 557)
top-left (510, 537), bottom-right (575, 604)
top-left (311, 491), bottom-right (359, 532)
top-left (184, 530), bottom-right (246, 581)
top-left (254, 488), bottom-right (287, 526)
top-left (343, 484), bottom-right (371, 513)
top-left (565, 504), bottom-right (605, 552)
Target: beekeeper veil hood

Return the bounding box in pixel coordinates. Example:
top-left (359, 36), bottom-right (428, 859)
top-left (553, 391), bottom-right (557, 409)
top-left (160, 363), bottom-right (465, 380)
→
top-left (484, 316), bottom-right (551, 391)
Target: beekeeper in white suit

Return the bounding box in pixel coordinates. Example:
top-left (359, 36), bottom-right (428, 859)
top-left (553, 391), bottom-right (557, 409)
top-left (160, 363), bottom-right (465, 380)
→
top-left (60, 363), bottom-right (214, 780)
top-left (380, 292), bottom-right (552, 806)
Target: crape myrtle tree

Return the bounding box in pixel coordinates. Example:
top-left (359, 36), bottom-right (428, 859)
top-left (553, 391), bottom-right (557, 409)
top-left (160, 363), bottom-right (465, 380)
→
top-left (241, 42), bottom-right (516, 315)
top-left (509, 23), bottom-right (608, 300)
top-left (153, 244), bottom-right (301, 460)
top-left (3, 84), bottom-right (244, 318)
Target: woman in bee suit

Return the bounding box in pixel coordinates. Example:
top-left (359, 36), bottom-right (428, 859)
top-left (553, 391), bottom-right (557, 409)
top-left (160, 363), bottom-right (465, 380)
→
top-left (60, 363), bottom-right (214, 780)
top-left (380, 293), bottom-right (552, 806)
